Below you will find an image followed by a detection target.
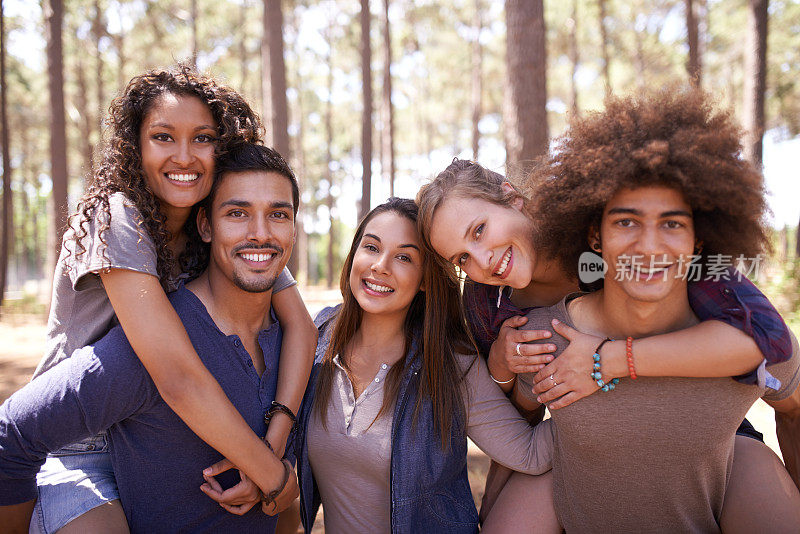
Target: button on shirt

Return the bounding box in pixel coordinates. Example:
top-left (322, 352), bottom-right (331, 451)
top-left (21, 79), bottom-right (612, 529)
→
top-left (0, 284), bottom-right (284, 533)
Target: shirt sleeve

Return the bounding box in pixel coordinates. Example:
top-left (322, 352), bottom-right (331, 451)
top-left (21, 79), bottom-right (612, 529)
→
top-left (272, 267), bottom-right (297, 294)
top-left (688, 267), bottom-right (792, 384)
top-left (460, 355), bottom-right (553, 475)
top-left (0, 327), bottom-right (157, 505)
top-left (67, 193), bottom-right (159, 289)
top-left (763, 331), bottom-right (800, 403)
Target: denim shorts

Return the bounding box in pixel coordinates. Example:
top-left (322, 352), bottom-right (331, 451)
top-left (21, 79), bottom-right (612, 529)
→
top-left (29, 434), bottom-right (120, 534)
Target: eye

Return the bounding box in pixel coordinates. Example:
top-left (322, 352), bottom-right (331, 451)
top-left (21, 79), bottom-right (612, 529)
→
top-left (195, 133), bottom-right (216, 143)
top-left (616, 218), bottom-right (634, 228)
top-left (474, 223), bottom-right (485, 239)
top-left (363, 243), bottom-right (379, 253)
top-left (457, 252), bottom-right (469, 266)
top-left (397, 253), bottom-right (413, 263)
top-left (664, 220), bottom-right (684, 229)
top-left (153, 133), bottom-right (172, 142)
top-left (227, 209), bottom-right (246, 218)
top-left (271, 211), bottom-right (289, 220)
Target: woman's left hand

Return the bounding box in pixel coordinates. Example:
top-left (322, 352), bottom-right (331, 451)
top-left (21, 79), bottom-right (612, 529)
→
top-left (532, 319), bottom-right (604, 409)
top-left (200, 458), bottom-right (261, 515)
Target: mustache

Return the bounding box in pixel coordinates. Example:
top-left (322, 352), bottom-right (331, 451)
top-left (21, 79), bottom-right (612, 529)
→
top-left (232, 242), bottom-right (284, 255)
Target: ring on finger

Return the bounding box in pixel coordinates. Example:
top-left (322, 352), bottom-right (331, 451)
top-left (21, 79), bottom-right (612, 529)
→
top-left (550, 374), bottom-right (558, 386)
top-left (516, 342), bottom-right (522, 356)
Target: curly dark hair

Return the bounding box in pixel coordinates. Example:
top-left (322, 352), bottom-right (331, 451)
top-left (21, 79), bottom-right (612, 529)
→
top-left (528, 87), bottom-right (771, 280)
top-left (69, 64), bottom-right (263, 288)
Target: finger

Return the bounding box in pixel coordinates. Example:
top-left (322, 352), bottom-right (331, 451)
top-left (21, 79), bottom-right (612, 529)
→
top-left (513, 329), bottom-right (553, 343)
top-left (536, 383), bottom-right (572, 404)
top-left (500, 315), bottom-right (529, 329)
top-left (200, 482), bottom-right (224, 503)
top-left (203, 473), bottom-right (224, 494)
top-left (547, 392), bottom-right (584, 410)
top-left (220, 501), bottom-right (256, 516)
top-left (509, 363), bottom-right (546, 374)
top-left (203, 458), bottom-right (235, 477)
top-left (533, 361), bottom-right (559, 384)
top-left (517, 343), bottom-right (556, 357)
top-left (216, 481), bottom-right (260, 505)
top-left (532, 375), bottom-right (556, 394)
top-left (551, 318), bottom-right (578, 340)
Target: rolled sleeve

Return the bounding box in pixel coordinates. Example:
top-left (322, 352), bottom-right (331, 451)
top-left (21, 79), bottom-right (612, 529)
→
top-left (272, 267), bottom-right (297, 294)
top-left (688, 267), bottom-right (792, 385)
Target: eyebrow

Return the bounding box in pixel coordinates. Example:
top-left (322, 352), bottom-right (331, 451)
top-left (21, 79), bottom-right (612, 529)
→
top-left (607, 207), bottom-right (692, 218)
top-left (363, 233), bottom-right (420, 251)
top-left (219, 199), bottom-right (294, 211)
top-left (148, 122), bottom-right (217, 131)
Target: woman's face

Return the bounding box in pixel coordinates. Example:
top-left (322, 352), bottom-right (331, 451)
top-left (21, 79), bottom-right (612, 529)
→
top-left (139, 93), bottom-right (217, 214)
top-left (428, 193), bottom-right (537, 289)
top-left (349, 212), bottom-right (424, 320)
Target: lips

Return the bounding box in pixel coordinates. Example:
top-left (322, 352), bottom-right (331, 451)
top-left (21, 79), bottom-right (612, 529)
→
top-left (362, 278), bottom-right (395, 295)
top-left (165, 172), bottom-right (201, 183)
top-left (493, 247), bottom-right (513, 279)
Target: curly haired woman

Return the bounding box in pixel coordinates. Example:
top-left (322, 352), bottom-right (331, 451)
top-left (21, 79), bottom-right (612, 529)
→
top-left (417, 88), bottom-right (800, 531)
top-left (6, 66), bottom-right (315, 534)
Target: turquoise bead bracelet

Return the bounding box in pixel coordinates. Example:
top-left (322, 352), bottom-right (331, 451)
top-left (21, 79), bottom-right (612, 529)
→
top-left (591, 337), bottom-right (620, 392)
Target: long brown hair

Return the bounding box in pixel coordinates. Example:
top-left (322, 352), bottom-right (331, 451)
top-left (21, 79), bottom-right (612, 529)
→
top-left (313, 198), bottom-right (476, 450)
top-left (68, 64), bottom-right (263, 288)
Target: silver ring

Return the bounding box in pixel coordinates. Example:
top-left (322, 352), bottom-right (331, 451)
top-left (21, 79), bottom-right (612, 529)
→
top-left (550, 374), bottom-right (557, 386)
top-left (516, 343), bottom-right (522, 356)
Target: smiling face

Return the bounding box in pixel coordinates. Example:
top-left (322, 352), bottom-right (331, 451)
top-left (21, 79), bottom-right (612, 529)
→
top-left (598, 186), bottom-right (697, 303)
top-left (349, 212), bottom-right (424, 320)
top-left (139, 93), bottom-right (217, 212)
top-left (428, 193), bottom-right (537, 289)
top-left (199, 170), bottom-right (295, 293)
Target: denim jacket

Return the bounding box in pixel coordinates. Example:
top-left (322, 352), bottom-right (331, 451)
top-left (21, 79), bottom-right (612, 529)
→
top-left (295, 306), bottom-right (479, 534)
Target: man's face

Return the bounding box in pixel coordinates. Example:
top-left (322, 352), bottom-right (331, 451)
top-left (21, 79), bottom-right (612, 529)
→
top-left (599, 186), bottom-right (697, 303)
top-left (199, 171), bottom-right (295, 293)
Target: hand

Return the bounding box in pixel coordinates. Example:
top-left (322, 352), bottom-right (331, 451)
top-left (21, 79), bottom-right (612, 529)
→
top-left (487, 316), bottom-right (556, 381)
top-left (261, 459), bottom-right (300, 516)
top-left (201, 458), bottom-right (261, 515)
top-left (532, 319), bottom-right (606, 409)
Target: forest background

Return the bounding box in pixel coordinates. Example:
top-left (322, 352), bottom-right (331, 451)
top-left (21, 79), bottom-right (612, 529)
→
top-left (0, 1), bottom-right (798, 523)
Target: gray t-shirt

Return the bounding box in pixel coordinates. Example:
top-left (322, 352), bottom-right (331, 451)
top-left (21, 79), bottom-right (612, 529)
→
top-left (36, 192), bottom-right (295, 377)
top-left (516, 295), bottom-right (800, 533)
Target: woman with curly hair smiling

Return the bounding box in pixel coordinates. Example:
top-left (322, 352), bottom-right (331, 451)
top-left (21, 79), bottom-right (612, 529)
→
top-left (15, 66), bottom-right (315, 534)
top-left (418, 88), bottom-right (800, 531)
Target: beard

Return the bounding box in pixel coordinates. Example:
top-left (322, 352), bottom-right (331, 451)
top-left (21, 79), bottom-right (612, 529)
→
top-left (232, 270), bottom-right (280, 293)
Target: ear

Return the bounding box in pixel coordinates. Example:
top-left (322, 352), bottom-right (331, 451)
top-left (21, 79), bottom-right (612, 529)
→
top-left (502, 182), bottom-right (525, 211)
top-left (588, 227), bottom-right (601, 252)
top-left (197, 207), bottom-right (212, 243)
top-left (694, 239), bottom-right (703, 255)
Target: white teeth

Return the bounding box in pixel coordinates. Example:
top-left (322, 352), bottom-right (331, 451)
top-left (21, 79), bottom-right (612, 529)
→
top-left (365, 280), bottom-right (394, 293)
top-left (494, 249), bottom-right (512, 276)
top-left (167, 173), bottom-right (200, 182)
top-left (241, 253), bottom-right (274, 262)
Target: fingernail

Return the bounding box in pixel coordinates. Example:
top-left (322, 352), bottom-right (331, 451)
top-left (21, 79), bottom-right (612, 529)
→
top-left (547, 356), bottom-right (554, 361)
top-left (552, 318), bottom-right (560, 325)
top-left (203, 468), bottom-right (211, 475)
top-left (536, 396), bottom-right (542, 403)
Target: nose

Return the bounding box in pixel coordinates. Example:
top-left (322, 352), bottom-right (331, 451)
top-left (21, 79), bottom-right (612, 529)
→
top-left (635, 225), bottom-right (666, 260)
top-left (476, 245), bottom-right (493, 272)
top-left (171, 139), bottom-right (195, 167)
top-left (247, 214), bottom-right (273, 243)
top-left (371, 252), bottom-right (390, 274)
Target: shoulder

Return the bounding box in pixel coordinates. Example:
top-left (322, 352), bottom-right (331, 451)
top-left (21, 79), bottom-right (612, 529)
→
top-left (521, 297), bottom-right (571, 331)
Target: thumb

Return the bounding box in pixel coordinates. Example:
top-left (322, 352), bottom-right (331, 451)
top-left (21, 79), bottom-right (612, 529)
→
top-left (550, 318), bottom-right (576, 340)
top-left (203, 457), bottom-right (235, 477)
top-left (501, 315), bottom-right (529, 329)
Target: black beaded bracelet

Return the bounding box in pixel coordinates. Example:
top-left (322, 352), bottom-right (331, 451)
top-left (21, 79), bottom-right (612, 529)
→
top-left (260, 458), bottom-right (293, 509)
top-left (264, 401), bottom-right (297, 428)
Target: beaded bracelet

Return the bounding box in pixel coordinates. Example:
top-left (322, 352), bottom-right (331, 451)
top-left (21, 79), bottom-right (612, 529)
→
top-left (626, 336), bottom-right (637, 379)
top-left (590, 338), bottom-right (620, 392)
top-left (264, 401), bottom-right (297, 426)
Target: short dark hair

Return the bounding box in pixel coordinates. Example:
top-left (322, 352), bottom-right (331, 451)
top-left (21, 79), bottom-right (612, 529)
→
top-left (206, 143), bottom-right (299, 216)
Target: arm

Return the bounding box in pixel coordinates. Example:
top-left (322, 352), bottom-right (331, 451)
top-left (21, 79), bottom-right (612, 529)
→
top-left (264, 284), bottom-right (316, 458)
top-left (101, 269), bottom-right (284, 494)
top-left (461, 355), bottom-right (552, 475)
top-left (765, 331), bottom-right (800, 491)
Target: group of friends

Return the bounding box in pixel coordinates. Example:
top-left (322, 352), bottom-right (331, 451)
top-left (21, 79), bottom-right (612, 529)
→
top-left (0, 64), bottom-right (799, 534)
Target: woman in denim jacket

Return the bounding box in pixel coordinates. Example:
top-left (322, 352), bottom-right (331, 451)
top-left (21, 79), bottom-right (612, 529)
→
top-left (295, 198), bottom-right (554, 533)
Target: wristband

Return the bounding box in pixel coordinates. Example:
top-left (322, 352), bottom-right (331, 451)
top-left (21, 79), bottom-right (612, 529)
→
top-left (489, 371), bottom-right (516, 385)
top-left (260, 458), bottom-right (293, 508)
top-left (626, 337), bottom-right (637, 379)
top-left (264, 401), bottom-right (297, 428)
top-left (590, 338), bottom-right (620, 392)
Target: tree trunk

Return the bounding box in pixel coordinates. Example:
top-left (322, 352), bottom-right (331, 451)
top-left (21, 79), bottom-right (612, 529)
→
top-left (359, 0), bottom-right (372, 221)
top-left (288, 6), bottom-right (307, 283)
top-left (239, 0), bottom-right (249, 91)
top-left (567, 0), bottom-right (579, 117)
top-left (325, 32), bottom-right (335, 289)
top-left (597, 0), bottom-right (611, 96)
top-left (75, 54), bottom-right (95, 183)
top-left (685, 0), bottom-right (702, 86)
top-left (504, 0), bottom-right (548, 166)
top-left (632, 9), bottom-right (646, 90)
top-left (0, 0), bottom-right (12, 310)
top-left (795, 216), bottom-right (800, 260)
top-left (742, 0), bottom-right (767, 168)
top-left (114, 33), bottom-right (126, 92)
top-left (190, 0), bottom-right (198, 70)
top-left (471, 0), bottom-right (483, 160)
top-left (93, 0), bottom-right (105, 136)
top-left (44, 0), bottom-right (69, 267)
top-left (263, 0), bottom-right (293, 272)
top-left (380, 0), bottom-right (394, 197)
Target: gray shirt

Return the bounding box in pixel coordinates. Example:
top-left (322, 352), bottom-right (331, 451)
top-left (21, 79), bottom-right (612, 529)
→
top-left (516, 295), bottom-right (800, 533)
top-left (36, 192), bottom-right (295, 378)
top-left (308, 353), bottom-right (554, 534)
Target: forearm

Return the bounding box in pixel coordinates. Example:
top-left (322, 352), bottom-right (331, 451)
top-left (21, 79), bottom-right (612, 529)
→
top-left (603, 320), bottom-right (763, 379)
top-left (267, 286), bottom-right (316, 457)
top-left (0, 501), bottom-right (35, 534)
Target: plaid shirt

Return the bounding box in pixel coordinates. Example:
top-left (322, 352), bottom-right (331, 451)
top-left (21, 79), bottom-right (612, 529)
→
top-left (462, 267), bottom-right (791, 387)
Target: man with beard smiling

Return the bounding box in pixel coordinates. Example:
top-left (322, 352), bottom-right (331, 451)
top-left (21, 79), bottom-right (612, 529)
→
top-left (0, 144), bottom-right (302, 533)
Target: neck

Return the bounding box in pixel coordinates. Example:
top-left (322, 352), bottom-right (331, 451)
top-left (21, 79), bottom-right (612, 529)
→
top-left (159, 202), bottom-right (192, 238)
top-left (349, 310), bottom-right (408, 366)
top-left (577, 284), bottom-right (698, 339)
top-left (515, 256), bottom-right (578, 307)
top-left (187, 267), bottom-right (273, 338)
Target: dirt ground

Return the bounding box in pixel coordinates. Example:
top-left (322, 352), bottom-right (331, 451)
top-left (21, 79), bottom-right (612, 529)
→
top-left (0, 286), bottom-right (786, 529)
